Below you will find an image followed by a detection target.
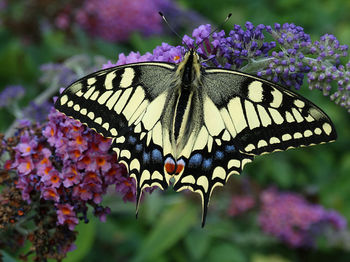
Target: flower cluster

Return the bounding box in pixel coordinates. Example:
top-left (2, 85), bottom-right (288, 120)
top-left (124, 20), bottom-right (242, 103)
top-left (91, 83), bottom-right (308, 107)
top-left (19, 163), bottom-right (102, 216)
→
top-left (113, 43), bottom-right (184, 66)
top-left (105, 22), bottom-right (349, 112)
top-left (1, 128), bottom-right (78, 261)
top-left (76, 0), bottom-right (209, 43)
top-left (256, 23), bottom-right (312, 89)
top-left (22, 101), bottom-right (53, 123)
top-left (211, 23), bottom-right (276, 69)
top-left (0, 0), bottom-right (83, 42)
top-left (76, 0), bottom-right (163, 42)
top-left (258, 188), bottom-right (347, 248)
top-left (9, 107), bottom-right (134, 230)
top-left (306, 34), bottom-right (348, 93)
top-left (0, 85), bottom-right (25, 109)
top-left (227, 194), bottom-right (256, 217)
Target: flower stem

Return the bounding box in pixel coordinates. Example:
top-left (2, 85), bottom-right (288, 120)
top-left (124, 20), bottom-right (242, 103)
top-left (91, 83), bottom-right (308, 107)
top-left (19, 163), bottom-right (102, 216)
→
top-left (240, 57), bottom-right (275, 73)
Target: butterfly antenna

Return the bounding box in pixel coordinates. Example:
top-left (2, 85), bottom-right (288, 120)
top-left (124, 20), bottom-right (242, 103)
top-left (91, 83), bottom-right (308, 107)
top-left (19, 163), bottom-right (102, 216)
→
top-left (195, 13), bottom-right (232, 50)
top-left (159, 12), bottom-right (190, 50)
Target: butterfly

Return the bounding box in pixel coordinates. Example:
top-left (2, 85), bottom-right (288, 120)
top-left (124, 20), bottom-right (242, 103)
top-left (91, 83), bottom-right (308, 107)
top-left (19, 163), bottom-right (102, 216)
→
top-left (55, 48), bottom-right (337, 226)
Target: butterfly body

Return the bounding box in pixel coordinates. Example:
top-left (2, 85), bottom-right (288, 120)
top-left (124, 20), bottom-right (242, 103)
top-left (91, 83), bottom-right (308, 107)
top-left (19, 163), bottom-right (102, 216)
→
top-left (55, 48), bottom-right (336, 226)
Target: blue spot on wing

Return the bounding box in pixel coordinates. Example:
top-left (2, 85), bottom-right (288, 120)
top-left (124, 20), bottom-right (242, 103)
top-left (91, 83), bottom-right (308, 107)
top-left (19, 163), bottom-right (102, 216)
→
top-left (202, 158), bottom-right (212, 170)
top-left (135, 144), bottom-right (143, 152)
top-left (225, 145), bottom-right (236, 153)
top-left (143, 152), bottom-right (150, 163)
top-left (152, 149), bottom-right (162, 161)
top-left (215, 150), bottom-right (224, 160)
top-left (188, 153), bottom-right (203, 168)
top-left (128, 136), bottom-right (137, 144)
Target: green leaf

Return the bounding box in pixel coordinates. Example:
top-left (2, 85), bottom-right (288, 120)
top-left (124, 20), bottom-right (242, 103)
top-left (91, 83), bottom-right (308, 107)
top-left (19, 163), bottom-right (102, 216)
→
top-left (251, 254), bottom-right (291, 262)
top-left (129, 33), bottom-right (175, 55)
top-left (184, 228), bottom-right (211, 260)
top-left (0, 250), bottom-right (18, 262)
top-left (131, 201), bottom-right (197, 262)
top-left (62, 219), bottom-right (96, 262)
top-left (207, 243), bottom-right (247, 262)
top-left (94, 39), bottom-right (128, 60)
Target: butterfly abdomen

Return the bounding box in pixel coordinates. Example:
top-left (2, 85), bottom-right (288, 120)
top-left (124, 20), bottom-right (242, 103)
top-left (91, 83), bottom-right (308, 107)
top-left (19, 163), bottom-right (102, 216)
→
top-left (173, 88), bottom-right (193, 140)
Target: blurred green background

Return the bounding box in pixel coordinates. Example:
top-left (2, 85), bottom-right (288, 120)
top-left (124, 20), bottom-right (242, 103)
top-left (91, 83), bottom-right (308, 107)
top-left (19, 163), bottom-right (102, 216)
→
top-left (0, 0), bottom-right (350, 261)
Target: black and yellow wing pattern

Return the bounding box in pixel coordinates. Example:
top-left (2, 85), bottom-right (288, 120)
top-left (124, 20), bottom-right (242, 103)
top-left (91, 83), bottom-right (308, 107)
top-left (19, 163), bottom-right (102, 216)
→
top-left (55, 49), bottom-right (336, 226)
top-left (55, 62), bottom-right (177, 211)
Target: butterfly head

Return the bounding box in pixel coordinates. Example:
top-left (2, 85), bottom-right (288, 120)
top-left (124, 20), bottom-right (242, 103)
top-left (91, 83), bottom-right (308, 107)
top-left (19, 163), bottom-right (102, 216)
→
top-left (176, 48), bottom-right (201, 88)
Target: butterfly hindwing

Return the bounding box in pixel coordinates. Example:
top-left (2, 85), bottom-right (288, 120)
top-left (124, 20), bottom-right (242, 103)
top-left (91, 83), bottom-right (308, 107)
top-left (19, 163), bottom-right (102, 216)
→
top-left (112, 120), bottom-right (169, 212)
top-left (173, 127), bottom-right (254, 226)
top-left (202, 68), bottom-right (337, 155)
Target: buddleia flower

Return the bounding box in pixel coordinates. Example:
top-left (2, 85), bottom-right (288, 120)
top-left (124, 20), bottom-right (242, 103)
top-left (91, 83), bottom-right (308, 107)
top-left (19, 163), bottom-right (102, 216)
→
top-left (106, 22), bottom-right (349, 112)
top-left (258, 188), bottom-right (347, 248)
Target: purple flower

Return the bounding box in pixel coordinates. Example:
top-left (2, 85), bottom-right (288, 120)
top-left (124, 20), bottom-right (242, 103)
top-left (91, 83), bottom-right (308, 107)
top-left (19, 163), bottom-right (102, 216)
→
top-left (227, 195), bottom-right (256, 217)
top-left (305, 34), bottom-right (349, 108)
top-left (0, 85), bottom-right (25, 108)
top-left (39, 63), bottom-right (77, 90)
top-left (108, 22), bottom-right (349, 112)
top-left (258, 188), bottom-right (347, 248)
top-left (103, 44), bottom-right (183, 69)
top-left (76, 0), bottom-right (163, 42)
top-left (114, 51), bottom-right (153, 66)
top-left (55, 13), bottom-right (70, 30)
top-left (192, 24), bottom-right (211, 43)
top-left (16, 140), bottom-right (38, 156)
top-left (42, 187), bottom-right (60, 202)
top-left (56, 203), bottom-right (79, 230)
top-left (62, 165), bottom-right (81, 187)
top-left (93, 206), bottom-right (111, 222)
top-left (22, 101), bottom-right (52, 123)
top-left (17, 157), bottom-right (34, 175)
top-left (0, 0), bottom-right (7, 10)
top-left (8, 106), bottom-right (134, 232)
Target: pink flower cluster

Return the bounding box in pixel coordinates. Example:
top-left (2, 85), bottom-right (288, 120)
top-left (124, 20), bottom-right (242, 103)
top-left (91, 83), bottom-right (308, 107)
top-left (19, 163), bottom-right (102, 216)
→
top-left (258, 188), bottom-right (347, 247)
top-left (227, 195), bottom-right (256, 217)
top-left (76, 0), bottom-right (163, 42)
top-left (103, 42), bottom-right (184, 69)
top-left (10, 107), bottom-right (135, 230)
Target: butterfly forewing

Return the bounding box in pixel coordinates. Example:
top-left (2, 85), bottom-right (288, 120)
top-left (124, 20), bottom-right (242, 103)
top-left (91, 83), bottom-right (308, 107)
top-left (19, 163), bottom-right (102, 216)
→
top-left (202, 68), bottom-right (337, 155)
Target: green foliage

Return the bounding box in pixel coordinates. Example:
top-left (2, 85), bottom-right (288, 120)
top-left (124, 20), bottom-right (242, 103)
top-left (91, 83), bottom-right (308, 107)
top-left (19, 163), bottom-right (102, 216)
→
top-left (132, 201), bottom-right (197, 262)
top-left (0, 250), bottom-right (17, 262)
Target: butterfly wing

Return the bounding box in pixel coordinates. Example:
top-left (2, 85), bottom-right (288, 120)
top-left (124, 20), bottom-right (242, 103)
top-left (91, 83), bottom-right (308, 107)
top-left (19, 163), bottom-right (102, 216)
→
top-left (173, 68), bottom-right (336, 226)
top-left (55, 62), bottom-right (177, 210)
top-left (202, 68), bottom-right (337, 154)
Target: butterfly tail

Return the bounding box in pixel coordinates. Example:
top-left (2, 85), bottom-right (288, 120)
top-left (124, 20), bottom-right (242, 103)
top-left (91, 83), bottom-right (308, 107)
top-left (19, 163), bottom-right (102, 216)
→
top-left (201, 195), bottom-right (210, 227)
top-left (135, 187), bottom-right (143, 218)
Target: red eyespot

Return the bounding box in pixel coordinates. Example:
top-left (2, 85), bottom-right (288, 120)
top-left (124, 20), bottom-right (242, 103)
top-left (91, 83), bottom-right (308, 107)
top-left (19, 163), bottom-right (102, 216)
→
top-left (175, 159), bottom-right (185, 175)
top-left (164, 157), bottom-right (176, 174)
top-left (164, 157), bottom-right (186, 175)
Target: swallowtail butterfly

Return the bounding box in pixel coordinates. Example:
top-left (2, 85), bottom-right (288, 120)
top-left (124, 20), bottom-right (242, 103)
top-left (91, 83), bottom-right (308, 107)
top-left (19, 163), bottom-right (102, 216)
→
top-left (55, 48), bottom-right (337, 226)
